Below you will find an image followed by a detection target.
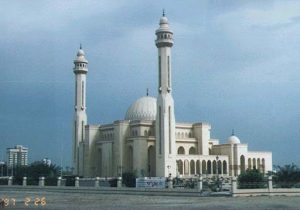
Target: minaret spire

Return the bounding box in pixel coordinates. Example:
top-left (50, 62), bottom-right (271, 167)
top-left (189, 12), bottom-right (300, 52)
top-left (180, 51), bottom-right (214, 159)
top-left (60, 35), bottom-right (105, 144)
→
top-left (155, 13), bottom-right (176, 177)
top-left (73, 46), bottom-right (88, 176)
top-left (162, 9), bottom-right (165, 17)
top-left (146, 88), bottom-right (149, 96)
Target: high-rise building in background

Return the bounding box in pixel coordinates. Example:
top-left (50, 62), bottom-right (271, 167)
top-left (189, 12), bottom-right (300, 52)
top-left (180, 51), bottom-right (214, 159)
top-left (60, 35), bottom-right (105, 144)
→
top-left (6, 145), bottom-right (28, 167)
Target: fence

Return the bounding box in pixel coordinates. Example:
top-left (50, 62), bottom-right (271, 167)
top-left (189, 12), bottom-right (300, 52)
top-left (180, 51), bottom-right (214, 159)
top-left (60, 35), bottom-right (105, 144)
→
top-left (232, 176), bottom-right (300, 197)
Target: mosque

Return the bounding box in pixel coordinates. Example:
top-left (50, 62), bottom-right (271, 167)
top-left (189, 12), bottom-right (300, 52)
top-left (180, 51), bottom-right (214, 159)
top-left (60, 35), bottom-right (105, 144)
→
top-left (72, 14), bottom-right (272, 178)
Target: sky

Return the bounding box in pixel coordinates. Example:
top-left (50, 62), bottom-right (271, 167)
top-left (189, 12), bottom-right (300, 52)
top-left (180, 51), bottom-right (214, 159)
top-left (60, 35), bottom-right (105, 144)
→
top-left (1, 0), bottom-right (300, 168)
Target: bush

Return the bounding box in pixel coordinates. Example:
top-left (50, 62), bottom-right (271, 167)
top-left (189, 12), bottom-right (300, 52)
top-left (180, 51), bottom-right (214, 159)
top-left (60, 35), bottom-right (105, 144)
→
top-left (64, 175), bottom-right (76, 186)
top-left (109, 178), bottom-right (117, 187)
top-left (238, 169), bottom-right (265, 189)
top-left (273, 164), bottom-right (300, 188)
top-left (122, 172), bottom-right (136, 187)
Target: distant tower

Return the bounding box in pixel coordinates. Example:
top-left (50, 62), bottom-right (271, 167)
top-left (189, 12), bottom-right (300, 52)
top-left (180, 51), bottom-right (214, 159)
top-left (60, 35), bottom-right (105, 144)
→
top-left (73, 45), bottom-right (88, 176)
top-left (155, 12), bottom-right (176, 177)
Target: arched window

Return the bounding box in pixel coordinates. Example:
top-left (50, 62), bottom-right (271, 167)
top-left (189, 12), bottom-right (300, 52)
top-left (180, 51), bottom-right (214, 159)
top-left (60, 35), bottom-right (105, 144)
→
top-left (184, 160), bottom-right (189, 175)
top-left (190, 160), bottom-right (195, 175)
top-left (149, 130), bottom-right (151, 136)
top-left (207, 161), bottom-right (212, 174)
top-left (164, 34), bottom-right (167, 39)
top-left (257, 158), bottom-right (261, 171)
top-left (202, 160), bottom-right (206, 174)
top-left (240, 155), bottom-right (245, 173)
top-left (177, 146), bottom-right (185, 155)
top-left (144, 130), bottom-right (148, 136)
top-left (127, 146), bottom-right (133, 172)
top-left (177, 160), bottom-right (183, 175)
top-left (213, 160), bottom-right (217, 174)
top-left (181, 132), bottom-right (184, 139)
top-left (218, 160), bottom-right (222, 174)
top-left (188, 132), bottom-right (192, 138)
top-left (253, 158), bottom-right (256, 170)
top-left (223, 161), bottom-right (227, 174)
top-left (148, 146), bottom-right (155, 176)
top-left (189, 147), bottom-right (196, 155)
top-left (262, 158), bottom-right (265, 174)
top-left (248, 158), bottom-right (252, 170)
top-left (196, 160), bottom-right (200, 175)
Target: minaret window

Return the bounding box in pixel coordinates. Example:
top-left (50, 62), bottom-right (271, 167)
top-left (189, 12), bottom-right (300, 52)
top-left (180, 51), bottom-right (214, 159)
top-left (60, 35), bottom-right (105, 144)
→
top-left (158, 56), bottom-right (161, 88)
top-left (82, 81), bottom-right (84, 107)
top-left (74, 121), bottom-right (77, 159)
top-left (81, 121), bottom-right (84, 141)
top-left (159, 106), bottom-right (162, 154)
top-left (168, 106), bottom-right (171, 154)
top-left (75, 80), bottom-right (77, 105)
top-left (167, 56), bottom-right (170, 87)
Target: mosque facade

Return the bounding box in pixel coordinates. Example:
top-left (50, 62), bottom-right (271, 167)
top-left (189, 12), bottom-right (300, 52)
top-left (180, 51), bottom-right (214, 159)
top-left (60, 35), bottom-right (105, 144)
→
top-left (72, 14), bottom-right (272, 178)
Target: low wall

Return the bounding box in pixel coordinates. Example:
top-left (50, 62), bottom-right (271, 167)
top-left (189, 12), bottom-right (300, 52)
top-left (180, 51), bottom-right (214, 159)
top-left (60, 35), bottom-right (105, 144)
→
top-left (231, 176), bottom-right (300, 197)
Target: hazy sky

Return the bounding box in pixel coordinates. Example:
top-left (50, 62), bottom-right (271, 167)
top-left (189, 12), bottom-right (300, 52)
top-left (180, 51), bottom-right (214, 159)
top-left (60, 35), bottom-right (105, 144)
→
top-left (1, 0), bottom-right (300, 168)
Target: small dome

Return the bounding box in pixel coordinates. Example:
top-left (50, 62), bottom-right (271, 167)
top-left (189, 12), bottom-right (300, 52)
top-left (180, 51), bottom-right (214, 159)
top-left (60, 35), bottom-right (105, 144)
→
top-left (74, 48), bottom-right (88, 63)
top-left (227, 135), bottom-right (241, 144)
top-left (160, 16), bottom-right (168, 24)
top-left (77, 49), bottom-right (85, 56)
top-left (125, 96), bottom-right (157, 121)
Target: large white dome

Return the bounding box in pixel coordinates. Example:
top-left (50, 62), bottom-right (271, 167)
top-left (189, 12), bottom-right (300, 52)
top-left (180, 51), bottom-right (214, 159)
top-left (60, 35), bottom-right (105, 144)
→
top-left (227, 135), bottom-right (241, 144)
top-left (125, 96), bottom-right (157, 121)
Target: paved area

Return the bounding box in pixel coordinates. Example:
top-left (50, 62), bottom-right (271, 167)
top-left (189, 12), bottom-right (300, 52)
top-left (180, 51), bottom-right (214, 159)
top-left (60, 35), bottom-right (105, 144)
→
top-left (1, 188), bottom-right (300, 210)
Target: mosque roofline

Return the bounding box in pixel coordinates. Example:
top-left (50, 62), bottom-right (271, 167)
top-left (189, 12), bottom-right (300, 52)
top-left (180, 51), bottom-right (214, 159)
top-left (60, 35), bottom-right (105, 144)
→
top-left (247, 151), bottom-right (272, 155)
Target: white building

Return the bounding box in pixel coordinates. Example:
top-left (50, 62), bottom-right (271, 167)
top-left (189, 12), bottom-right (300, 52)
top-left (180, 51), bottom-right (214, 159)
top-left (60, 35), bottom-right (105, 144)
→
top-left (72, 14), bottom-right (272, 178)
top-left (6, 145), bottom-right (28, 167)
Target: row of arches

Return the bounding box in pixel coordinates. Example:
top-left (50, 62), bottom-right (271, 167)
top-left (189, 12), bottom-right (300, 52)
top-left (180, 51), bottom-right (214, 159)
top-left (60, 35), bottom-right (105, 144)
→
top-left (157, 33), bottom-right (172, 40)
top-left (76, 63), bottom-right (87, 68)
top-left (176, 132), bottom-right (192, 139)
top-left (176, 159), bottom-right (228, 176)
top-left (240, 155), bottom-right (266, 174)
top-left (131, 129), bottom-right (153, 137)
top-left (177, 146), bottom-right (196, 155)
top-left (102, 132), bottom-right (113, 140)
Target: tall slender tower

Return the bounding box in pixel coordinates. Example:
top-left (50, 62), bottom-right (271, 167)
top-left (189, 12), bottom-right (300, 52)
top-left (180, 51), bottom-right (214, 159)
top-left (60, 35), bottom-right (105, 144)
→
top-left (155, 13), bottom-right (177, 177)
top-left (73, 45), bottom-right (88, 175)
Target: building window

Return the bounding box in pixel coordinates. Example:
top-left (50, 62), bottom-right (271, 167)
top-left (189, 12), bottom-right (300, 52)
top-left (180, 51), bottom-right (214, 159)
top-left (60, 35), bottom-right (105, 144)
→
top-left (189, 147), bottom-right (196, 155)
top-left (177, 146), bottom-right (185, 155)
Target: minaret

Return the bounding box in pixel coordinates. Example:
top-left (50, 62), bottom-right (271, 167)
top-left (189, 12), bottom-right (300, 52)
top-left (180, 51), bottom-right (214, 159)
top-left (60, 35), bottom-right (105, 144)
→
top-left (73, 45), bottom-right (88, 175)
top-left (155, 12), bottom-right (176, 177)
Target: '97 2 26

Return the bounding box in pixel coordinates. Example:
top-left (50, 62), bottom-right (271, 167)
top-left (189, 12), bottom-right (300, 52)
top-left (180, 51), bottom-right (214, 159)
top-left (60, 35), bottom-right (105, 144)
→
top-left (0, 197), bottom-right (46, 207)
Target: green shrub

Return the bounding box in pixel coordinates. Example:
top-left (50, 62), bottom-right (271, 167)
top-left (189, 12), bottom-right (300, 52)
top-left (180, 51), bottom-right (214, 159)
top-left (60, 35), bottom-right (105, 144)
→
top-left (238, 169), bottom-right (265, 189)
top-left (122, 172), bottom-right (136, 187)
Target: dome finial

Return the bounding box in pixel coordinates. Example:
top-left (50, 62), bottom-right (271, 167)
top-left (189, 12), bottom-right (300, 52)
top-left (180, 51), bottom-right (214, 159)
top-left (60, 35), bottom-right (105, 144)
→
top-left (80, 43), bottom-right (82, 50)
top-left (232, 129), bottom-right (235, 136)
top-left (146, 88), bottom-right (149, 96)
top-left (162, 9), bottom-right (165, 17)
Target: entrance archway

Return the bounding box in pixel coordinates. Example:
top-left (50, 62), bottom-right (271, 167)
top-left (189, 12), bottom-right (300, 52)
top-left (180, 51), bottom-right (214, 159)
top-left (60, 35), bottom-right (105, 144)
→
top-left (147, 146), bottom-right (155, 177)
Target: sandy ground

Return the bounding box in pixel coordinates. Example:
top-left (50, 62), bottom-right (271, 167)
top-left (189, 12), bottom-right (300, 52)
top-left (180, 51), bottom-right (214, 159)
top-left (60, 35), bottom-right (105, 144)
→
top-left (1, 190), bottom-right (300, 210)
